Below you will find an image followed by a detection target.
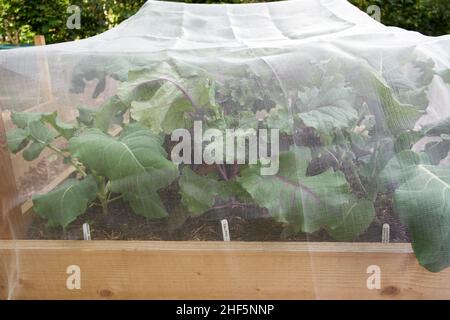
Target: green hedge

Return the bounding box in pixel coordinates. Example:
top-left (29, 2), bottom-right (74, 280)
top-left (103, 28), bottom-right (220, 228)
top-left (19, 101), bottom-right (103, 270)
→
top-left (1, 0), bottom-right (449, 44)
top-left (349, 0), bottom-right (450, 36)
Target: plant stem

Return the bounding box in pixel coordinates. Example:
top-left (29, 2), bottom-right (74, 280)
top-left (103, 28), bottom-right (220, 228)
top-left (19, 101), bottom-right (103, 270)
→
top-left (46, 144), bottom-right (87, 177)
top-left (211, 201), bottom-right (254, 211)
top-left (231, 162), bottom-right (239, 178)
top-left (97, 177), bottom-right (109, 215)
top-left (348, 160), bottom-right (368, 195)
top-left (108, 195), bottom-right (123, 203)
top-left (216, 164), bottom-right (228, 181)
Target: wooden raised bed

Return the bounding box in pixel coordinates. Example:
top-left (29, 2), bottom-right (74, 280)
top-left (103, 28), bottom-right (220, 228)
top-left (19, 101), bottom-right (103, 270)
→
top-left (3, 240), bottom-right (450, 300)
top-left (2, 38), bottom-right (450, 300)
top-left (2, 114), bottom-right (450, 300)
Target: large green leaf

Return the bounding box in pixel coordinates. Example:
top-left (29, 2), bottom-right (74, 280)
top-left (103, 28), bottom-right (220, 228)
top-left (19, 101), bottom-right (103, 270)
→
top-left (394, 165), bottom-right (450, 272)
top-left (238, 147), bottom-right (370, 239)
top-left (6, 128), bottom-right (29, 153)
top-left (77, 107), bottom-right (96, 126)
top-left (372, 75), bottom-right (422, 132)
top-left (394, 130), bottom-right (423, 152)
top-left (123, 62), bottom-right (215, 134)
top-left (10, 111), bottom-right (46, 129)
top-left (93, 96), bottom-right (128, 132)
top-left (69, 124), bottom-right (178, 218)
top-left (23, 141), bottom-right (46, 161)
top-left (297, 106), bottom-right (358, 144)
top-left (377, 51), bottom-right (434, 110)
top-left (378, 150), bottom-right (427, 186)
top-left (42, 112), bottom-right (76, 139)
top-left (130, 82), bottom-right (194, 134)
top-left (179, 167), bottom-right (220, 215)
top-left (119, 62), bottom-right (186, 105)
top-left (296, 73), bottom-right (355, 112)
top-left (324, 198), bottom-right (375, 241)
top-left (33, 176), bottom-right (98, 228)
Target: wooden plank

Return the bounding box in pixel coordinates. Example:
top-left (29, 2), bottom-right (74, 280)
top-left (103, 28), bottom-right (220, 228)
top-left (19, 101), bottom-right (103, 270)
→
top-left (0, 113), bottom-right (26, 239)
top-left (34, 35), bottom-right (54, 105)
top-left (1, 241), bottom-right (449, 300)
top-left (33, 35), bottom-right (46, 46)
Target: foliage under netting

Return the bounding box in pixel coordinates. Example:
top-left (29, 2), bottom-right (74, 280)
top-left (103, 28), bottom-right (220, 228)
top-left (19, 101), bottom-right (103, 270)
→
top-left (1, 0), bottom-right (450, 272)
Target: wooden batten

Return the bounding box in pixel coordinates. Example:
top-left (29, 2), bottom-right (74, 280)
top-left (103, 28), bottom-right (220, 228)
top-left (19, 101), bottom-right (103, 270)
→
top-left (0, 113), bottom-right (26, 239)
top-left (34, 35), bottom-right (54, 108)
top-left (1, 241), bottom-right (450, 300)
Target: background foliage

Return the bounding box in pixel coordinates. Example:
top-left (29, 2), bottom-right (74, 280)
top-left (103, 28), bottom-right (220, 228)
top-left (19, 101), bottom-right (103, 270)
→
top-left (0, 0), bottom-right (449, 44)
top-left (350, 0), bottom-right (450, 36)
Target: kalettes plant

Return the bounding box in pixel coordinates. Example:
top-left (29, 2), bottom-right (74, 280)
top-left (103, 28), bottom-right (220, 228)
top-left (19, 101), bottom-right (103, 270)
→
top-left (7, 55), bottom-right (450, 272)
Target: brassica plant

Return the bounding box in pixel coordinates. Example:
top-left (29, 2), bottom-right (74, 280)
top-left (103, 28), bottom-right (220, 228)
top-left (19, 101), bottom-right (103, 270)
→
top-left (7, 54), bottom-right (450, 272)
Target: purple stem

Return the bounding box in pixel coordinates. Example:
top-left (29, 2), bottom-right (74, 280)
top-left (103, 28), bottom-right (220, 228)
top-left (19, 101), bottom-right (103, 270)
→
top-left (216, 164), bottom-right (228, 181)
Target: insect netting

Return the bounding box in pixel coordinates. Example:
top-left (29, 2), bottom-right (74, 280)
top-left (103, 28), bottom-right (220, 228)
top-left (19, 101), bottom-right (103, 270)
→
top-left (1, 0), bottom-right (450, 299)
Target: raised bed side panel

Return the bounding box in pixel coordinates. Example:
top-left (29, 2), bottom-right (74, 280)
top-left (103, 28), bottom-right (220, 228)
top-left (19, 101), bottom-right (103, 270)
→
top-left (1, 241), bottom-right (449, 300)
top-left (0, 112), bottom-right (26, 240)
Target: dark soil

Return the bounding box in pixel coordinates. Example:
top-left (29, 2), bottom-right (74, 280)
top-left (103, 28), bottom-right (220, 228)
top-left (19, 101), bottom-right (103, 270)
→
top-left (27, 190), bottom-right (409, 243)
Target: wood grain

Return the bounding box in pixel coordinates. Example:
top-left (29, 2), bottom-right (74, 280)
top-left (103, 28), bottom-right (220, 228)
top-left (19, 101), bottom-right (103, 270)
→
top-left (34, 35), bottom-right (54, 105)
top-left (1, 241), bottom-right (449, 300)
top-left (0, 113), bottom-right (26, 239)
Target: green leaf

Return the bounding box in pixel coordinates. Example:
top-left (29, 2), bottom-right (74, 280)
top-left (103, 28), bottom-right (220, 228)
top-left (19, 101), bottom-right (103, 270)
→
top-left (6, 128), bottom-right (29, 153)
top-left (28, 120), bottom-right (58, 144)
top-left (379, 150), bottom-right (426, 186)
top-left (93, 96), bottom-right (128, 132)
top-left (124, 63), bottom-right (216, 134)
top-left (266, 106), bottom-right (293, 134)
top-left (379, 53), bottom-right (434, 109)
top-left (297, 106), bottom-right (358, 144)
top-left (33, 176), bottom-right (98, 228)
top-left (119, 62), bottom-right (184, 105)
top-left (179, 167), bottom-right (220, 215)
top-left (394, 165), bottom-right (450, 272)
top-left (238, 111), bottom-right (258, 130)
top-left (10, 111), bottom-right (45, 129)
top-left (10, 111), bottom-right (59, 146)
top-left (442, 70), bottom-right (450, 84)
top-left (42, 112), bottom-right (76, 139)
top-left (394, 130), bottom-right (423, 152)
top-left (23, 141), bottom-right (46, 161)
top-left (130, 82), bottom-right (194, 134)
top-left (324, 199), bottom-right (375, 241)
top-left (69, 124), bottom-right (178, 218)
top-left (219, 179), bottom-right (253, 203)
top-left (238, 147), bottom-right (360, 237)
top-left (77, 107), bottom-right (96, 126)
top-left (372, 75), bottom-right (422, 132)
top-left (424, 140), bottom-right (450, 165)
top-left (296, 73), bottom-right (355, 112)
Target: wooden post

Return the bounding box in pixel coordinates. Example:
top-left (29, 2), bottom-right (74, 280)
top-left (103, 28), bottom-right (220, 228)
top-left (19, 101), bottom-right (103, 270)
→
top-left (33, 35), bottom-right (54, 105)
top-left (33, 35), bottom-right (46, 46)
top-left (0, 113), bottom-right (26, 239)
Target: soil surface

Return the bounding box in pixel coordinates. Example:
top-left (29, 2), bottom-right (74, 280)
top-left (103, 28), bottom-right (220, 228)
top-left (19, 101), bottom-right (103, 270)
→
top-left (27, 190), bottom-right (409, 243)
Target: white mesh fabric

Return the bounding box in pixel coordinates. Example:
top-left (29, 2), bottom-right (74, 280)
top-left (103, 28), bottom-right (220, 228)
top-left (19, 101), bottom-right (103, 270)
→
top-left (1, 0), bottom-right (450, 300)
